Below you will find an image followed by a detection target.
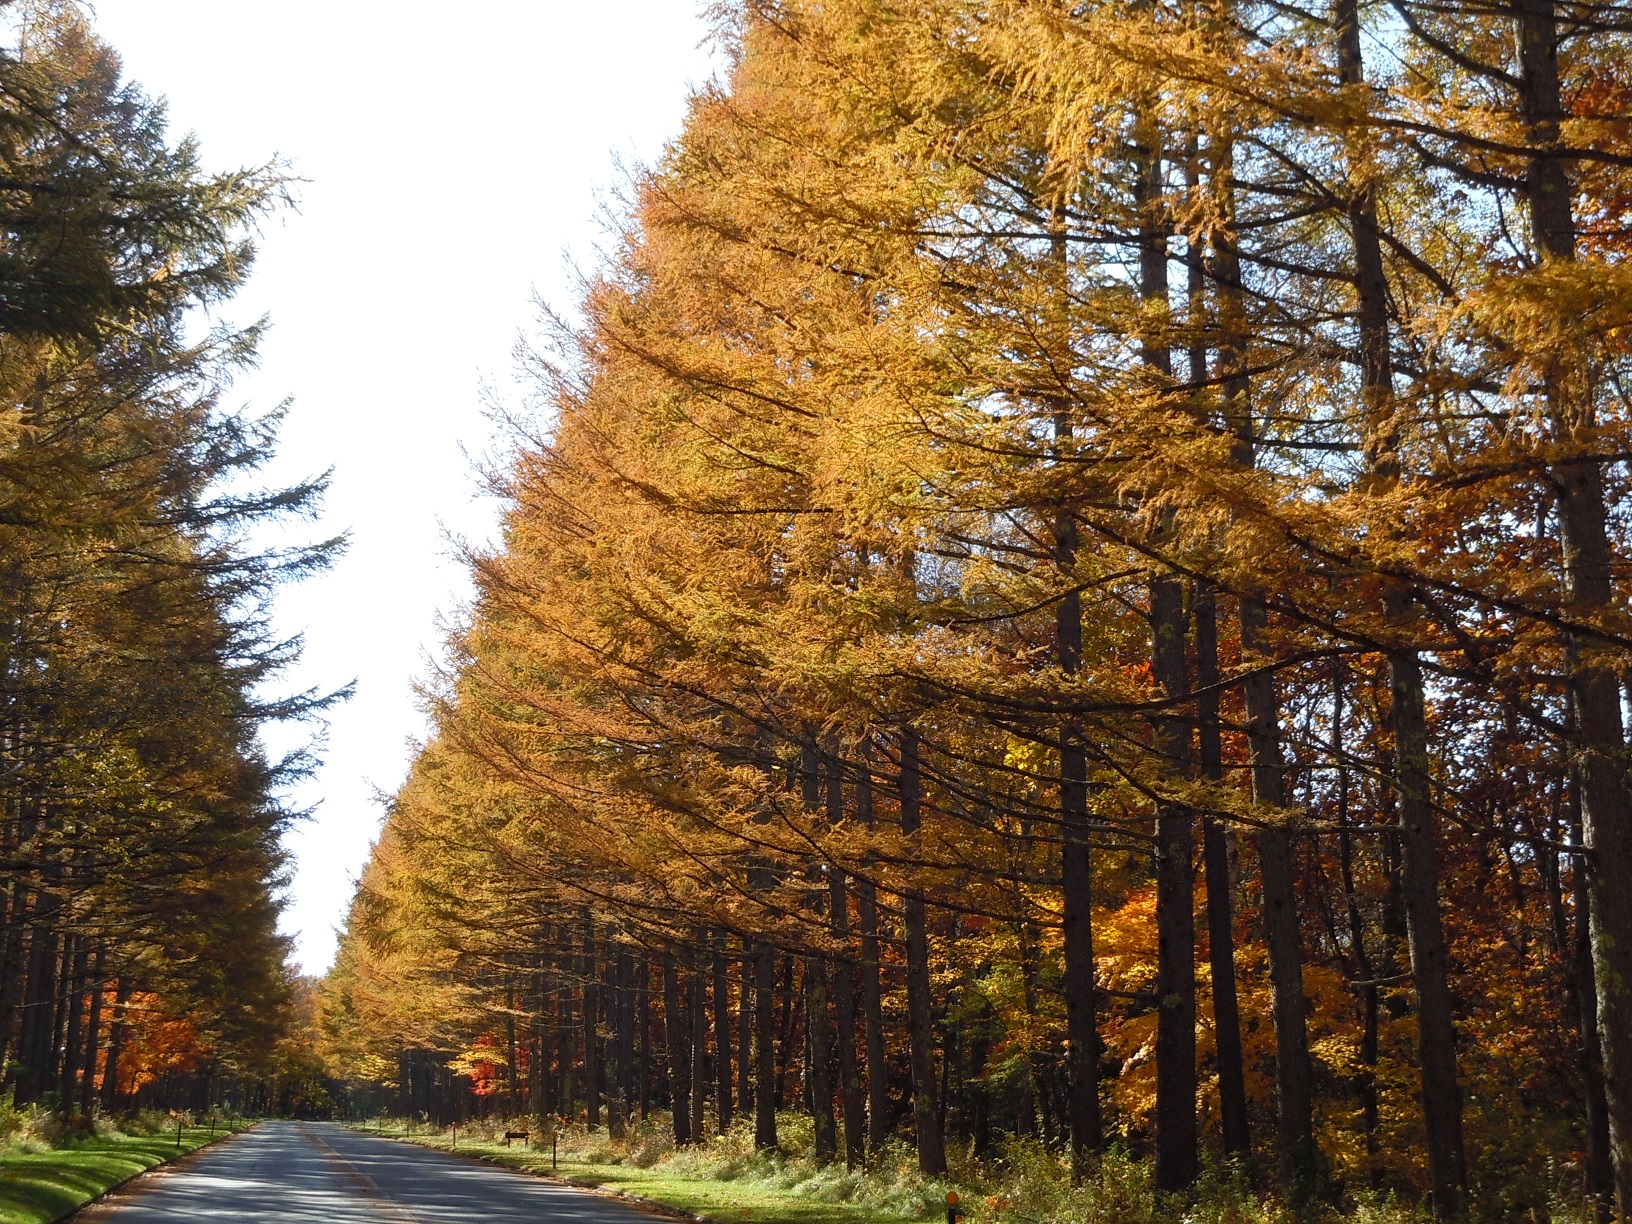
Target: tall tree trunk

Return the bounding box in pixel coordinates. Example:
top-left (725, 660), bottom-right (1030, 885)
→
top-left (559, 949), bottom-right (577, 1118)
top-left (1210, 128), bottom-right (1317, 1187)
top-left (690, 944), bottom-right (707, 1142)
top-left (1018, 912), bottom-right (1057, 1145)
top-left (1050, 202), bottom-right (1104, 1175)
top-left (15, 905), bottom-right (58, 1105)
top-left (712, 931), bottom-right (733, 1134)
top-left (56, 936), bottom-right (86, 1117)
top-left (1194, 589), bottom-right (1251, 1159)
top-left (738, 939), bottom-right (753, 1121)
top-left (1151, 575), bottom-right (1198, 1194)
top-left (807, 955), bottom-right (836, 1162)
top-left (619, 952), bottom-right (636, 1128)
top-left (754, 941), bottom-right (777, 1148)
top-left (1336, 4), bottom-right (1467, 1212)
top-left (1577, 825), bottom-right (1615, 1222)
top-left (1242, 598), bottom-right (1317, 1196)
top-left (1513, 2), bottom-right (1632, 1213)
top-left (1389, 648), bottom-right (1466, 1215)
top-left (775, 955), bottom-right (795, 1108)
top-left (583, 920), bottom-right (600, 1128)
top-left (663, 952), bottom-right (691, 1145)
top-left (856, 755), bottom-right (888, 1152)
top-left (1334, 663), bottom-right (1381, 1180)
top-left (531, 972), bottom-right (547, 1117)
top-left (100, 974), bottom-right (129, 1110)
top-left (638, 959), bottom-right (652, 1121)
top-left (606, 957), bottom-right (627, 1139)
top-left (49, 939), bottom-right (71, 1092)
top-left (900, 728), bottom-right (946, 1175)
top-left (827, 758), bottom-right (863, 1167)
top-left (1055, 454), bottom-right (1102, 1171)
top-left (0, 883), bottom-right (28, 1081)
top-left (78, 943), bottom-right (103, 1120)
top-left (1137, 119), bottom-right (1198, 1194)
top-left (505, 977), bottom-right (519, 1117)
top-left (800, 741), bottom-right (837, 1162)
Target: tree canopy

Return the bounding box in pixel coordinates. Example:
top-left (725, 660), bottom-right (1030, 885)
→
top-left (329, 0), bottom-right (1632, 1218)
top-left (0, 0), bottom-right (336, 1118)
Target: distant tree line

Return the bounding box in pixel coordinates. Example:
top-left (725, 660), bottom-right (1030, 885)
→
top-left (0, 2), bottom-right (335, 1119)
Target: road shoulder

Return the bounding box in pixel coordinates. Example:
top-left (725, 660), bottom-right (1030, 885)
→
top-left (54, 1126), bottom-right (255, 1224)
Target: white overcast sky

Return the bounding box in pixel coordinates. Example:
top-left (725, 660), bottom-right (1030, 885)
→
top-left (87, 2), bottom-right (718, 975)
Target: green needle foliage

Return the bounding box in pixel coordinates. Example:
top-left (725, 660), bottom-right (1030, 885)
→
top-left (0, 0), bottom-right (337, 1122)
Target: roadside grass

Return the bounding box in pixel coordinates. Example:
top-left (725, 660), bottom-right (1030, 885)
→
top-left (0, 1122), bottom-right (244, 1224)
top-left (352, 1112), bottom-right (1370, 1224)
top-left (350, 1113), bottom-right (1490, 1224)
top-left (353, 1115), bottom-right (927, 1224)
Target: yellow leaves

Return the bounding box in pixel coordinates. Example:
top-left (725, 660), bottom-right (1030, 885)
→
top-left (1310, 1032), bottom-right (1364, 1079)
top-left (1461, 259), bottom-right (1632, 371)
top-left (1004, 734), bottom-right (1053, 777)
top-left (328, 5), bottom-right (1632, 1205)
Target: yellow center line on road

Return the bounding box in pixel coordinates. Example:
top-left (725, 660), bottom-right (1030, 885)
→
top-left (297, 1124), bottom-right (423, 1224)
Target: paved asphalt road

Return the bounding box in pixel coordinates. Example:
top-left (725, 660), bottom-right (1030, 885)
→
top-left (79, 1120), bottom-right (666, 1222)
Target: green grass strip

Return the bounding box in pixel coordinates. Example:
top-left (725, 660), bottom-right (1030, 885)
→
top-left (362, 1128), bottom-right (924, 1224)
top-left (0, 1125), bottom-right (243, 1224)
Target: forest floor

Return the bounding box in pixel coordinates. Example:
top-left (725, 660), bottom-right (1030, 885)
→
top-left (352, 1118), bottom-right (928, 1224)
top-left (0, 1123), bottom-right (239, 1224)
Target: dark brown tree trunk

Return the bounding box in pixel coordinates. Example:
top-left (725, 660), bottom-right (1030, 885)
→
top-left (1194, 588), bottom-right (1250, 1159)
top-left (57, 937), bottom-right (86, 1116)
top-left (1576, 829), bottom-right (1615, 1222)
top-left (101, 974), bottom-right (130, 1110)
top-left (531, 973), bottom-right (547, 1117)
top-left (1211, 128), bottom-right (1309, 1183)
top-left (1390, 649), bottom-right (1467, 1216)
top-left (505, 977), bottom-right (519, 1117)
top-left (1334, 664), bottom-right (1381, 1181)
top-left (1050, 207), bottom-right (1104, 1176)
top-left (807, 955), bottom-right (835, 1162)
top-left (49, 939), bottom-right (71, 1092)
top-left (15, 907), bottom-right (58, 1106)
top-left (1513, 3), bottom-right (1632, 1213)
top-left (825, 756), bottom-right (863, 1166)
top-left (1135, 117), bottom-right (1197, 1194)
top-left (1018, 914), bottom-right (1057, 1145)
top-left (0, 883), bottom-right (28, 1079)
top-left (1151, 571), bottom-right (1198, 1194)
top-left (79, 943), bottom-right (103, 1120)
top-left (900, 729), bottom-right (946, 1175)
top-left (606, 957), bottom-right (626, 1139)
top-left (754, 941), bottom-right (777, 1148)
top-left (712, 931), bottom-right (733, 1133)
top-left (738, 939), bottom-right (753, 1120)
top-left (855, 756), bottom-right (887, 1151)
top-left (1335, 5), bottom-right (1467, 1212)
top-left (690, 943), bottom-right (707, 1142)
top-left (1057, 560), bottom-right (1102, 1172)
top-left (638, 959), bottom-right (652, 1121)
top-left (620, 952), bottom-right (637, 1128)
top-left (583, 921), bottom-right (600, 1128)
top-left (775, 955), bottom-right (795, 1108)
top-left (559, 951), bottom-right (577, 1117)
top-left (1242, 598), bottom-right (1317, 1196)
top-left (799, 741), bottom-right (836, 1162)
top-left (663, 952), bottom-right (690, 1145)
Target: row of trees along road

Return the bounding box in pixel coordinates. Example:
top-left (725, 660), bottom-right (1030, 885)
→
top-left (0, 3), bottom-right (337, 1117)
top-left (322, 0), bottom-right (1632, 1219)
